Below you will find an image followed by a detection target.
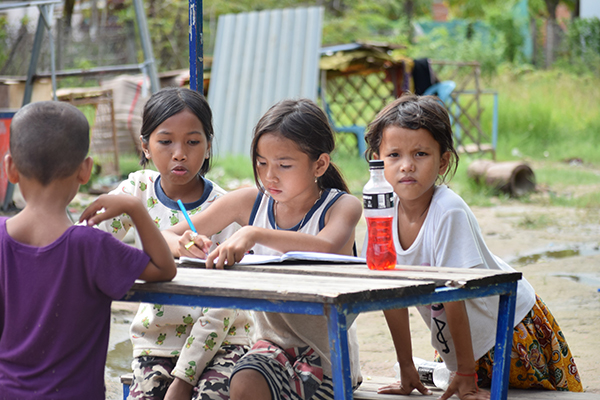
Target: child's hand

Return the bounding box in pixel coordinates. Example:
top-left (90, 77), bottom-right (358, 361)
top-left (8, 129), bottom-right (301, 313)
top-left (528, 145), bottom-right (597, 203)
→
top-left (79, 194), bottom-right (141, 226)
top-left (377, 367), bottom-right (432, 396)
top-left (439, 373), bottom-right (490, 400)
top-left (205, 226), bottom-right (256, 269)
top-left (164, 377), bottom-right (194, 400)
top-left (178, 230), bottom-right (212, 259)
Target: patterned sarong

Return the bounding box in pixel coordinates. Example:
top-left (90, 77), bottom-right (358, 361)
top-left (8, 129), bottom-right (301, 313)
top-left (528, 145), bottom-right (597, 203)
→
top-left (435, 294), bottom-right (583, 391)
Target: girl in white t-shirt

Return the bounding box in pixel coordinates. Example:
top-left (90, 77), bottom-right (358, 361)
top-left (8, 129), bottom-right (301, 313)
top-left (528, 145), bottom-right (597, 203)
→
top-left (97, 87), bottom-right (250, 400)
top-left (363, 94), bottom-right (582, 399)
top-left (163, 98), bottom-right (363, 400)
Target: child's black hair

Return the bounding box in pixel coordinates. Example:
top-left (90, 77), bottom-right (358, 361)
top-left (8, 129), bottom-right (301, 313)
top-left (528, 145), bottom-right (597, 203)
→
top-left (10, 101), bottom-right (89, 186)
top-left (365, 94), bottom-right (459, 183)
top-left (140, 87), bottom-right (214, 176)
top-left (250, 98), bottom-right (350, 193)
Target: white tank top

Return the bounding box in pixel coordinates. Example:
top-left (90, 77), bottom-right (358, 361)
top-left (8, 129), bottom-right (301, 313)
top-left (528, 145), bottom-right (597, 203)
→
top-left (247, 188), bottom-right (362, 385)
top-left (248, 188), bottom-right (345, 255)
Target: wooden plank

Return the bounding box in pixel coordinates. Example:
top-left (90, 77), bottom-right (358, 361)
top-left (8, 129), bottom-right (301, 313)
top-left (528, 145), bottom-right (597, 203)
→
top-left (127, 268), bottom-right (437, 305)
top-left (354, 376), bottom-right (595, 400)
top-left (177, 262), bottom-right (522, 289)
top-left (459, 143), bottom-right (494, 154)
top-left (122, 373), bottom-right (596, 400)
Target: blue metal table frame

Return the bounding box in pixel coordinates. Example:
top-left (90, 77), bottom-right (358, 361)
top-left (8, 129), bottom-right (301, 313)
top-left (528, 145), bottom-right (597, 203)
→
top-left (121, 265), bottom-right (518, 400)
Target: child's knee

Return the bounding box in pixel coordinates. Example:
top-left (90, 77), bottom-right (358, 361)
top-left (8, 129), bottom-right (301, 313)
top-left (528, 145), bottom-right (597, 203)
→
top-left (229, 369), bottom-right (271, 400)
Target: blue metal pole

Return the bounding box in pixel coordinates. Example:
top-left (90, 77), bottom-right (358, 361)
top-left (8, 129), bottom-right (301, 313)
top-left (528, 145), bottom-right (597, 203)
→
top-left (492, 92), bottom-right (499, 152)
top-left (325, 304), bottom-right (353, 400)
top-left (489, 282), bottom-right (518, 400)
top-left (189, 0), bottom-right (204, 93)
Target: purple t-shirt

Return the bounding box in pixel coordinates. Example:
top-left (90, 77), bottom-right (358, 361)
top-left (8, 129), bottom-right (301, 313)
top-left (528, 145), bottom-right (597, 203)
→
top-left (0, 217), bottom-right (150, 399)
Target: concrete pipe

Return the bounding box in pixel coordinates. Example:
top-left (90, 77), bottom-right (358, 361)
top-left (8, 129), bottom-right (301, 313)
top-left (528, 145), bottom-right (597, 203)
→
top-left (467, 160), bottom-right (536, 197)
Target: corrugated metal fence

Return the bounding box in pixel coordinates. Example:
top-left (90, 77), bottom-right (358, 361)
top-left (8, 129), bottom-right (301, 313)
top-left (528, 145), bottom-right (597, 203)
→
top-left (208, 6), bottom-right (323, 157)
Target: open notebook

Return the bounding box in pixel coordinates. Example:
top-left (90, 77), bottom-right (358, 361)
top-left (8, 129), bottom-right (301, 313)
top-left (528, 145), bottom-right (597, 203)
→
top-left (179, 251), bottom-right (366, 266)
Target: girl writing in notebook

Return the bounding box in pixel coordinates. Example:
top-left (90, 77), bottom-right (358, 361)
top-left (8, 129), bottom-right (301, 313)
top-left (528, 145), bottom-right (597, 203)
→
top-left (163, 98), bottom-right (363, 400)
top-left (364, 94), bottom-right (582, 400)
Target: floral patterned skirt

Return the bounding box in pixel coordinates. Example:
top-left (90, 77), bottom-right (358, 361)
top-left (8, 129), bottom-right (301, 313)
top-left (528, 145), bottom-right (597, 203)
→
top-left (476, 294), bottom-right (583, 391)
top-left (434, 294), bottom-right (583, 391)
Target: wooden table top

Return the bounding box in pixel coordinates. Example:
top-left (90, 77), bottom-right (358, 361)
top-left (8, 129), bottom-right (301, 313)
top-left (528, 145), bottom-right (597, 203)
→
top-left (126, 262), bottom-right (522, 306)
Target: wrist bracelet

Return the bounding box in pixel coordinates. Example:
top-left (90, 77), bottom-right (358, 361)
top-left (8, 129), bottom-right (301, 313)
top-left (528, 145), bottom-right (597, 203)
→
top-left (455, 371), bottom-right (479, 392)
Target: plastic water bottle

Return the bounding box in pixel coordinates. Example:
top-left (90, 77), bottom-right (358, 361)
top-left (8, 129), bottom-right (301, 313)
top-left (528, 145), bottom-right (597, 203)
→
top-left (363, 160), bottom-right (396, 270)
top-left (393, 357), bottom-right (454, 391)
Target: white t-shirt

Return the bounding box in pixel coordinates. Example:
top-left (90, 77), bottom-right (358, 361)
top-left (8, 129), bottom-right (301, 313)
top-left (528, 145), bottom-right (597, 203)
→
top-left (365, 185), bottom-right (536, 371)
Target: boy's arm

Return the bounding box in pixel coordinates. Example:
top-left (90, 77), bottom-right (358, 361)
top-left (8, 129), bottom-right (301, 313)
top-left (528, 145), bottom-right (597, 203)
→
top-left (80, 194), bottom-right (176, 282)
top-left (95, 176), bottom-right (137, 238)
top-left (377, 308), bottom-right (432, 396)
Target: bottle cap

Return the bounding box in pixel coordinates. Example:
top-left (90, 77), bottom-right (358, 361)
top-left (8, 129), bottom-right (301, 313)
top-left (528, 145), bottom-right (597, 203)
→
top-left (369, 160), bottom-right (384, 169)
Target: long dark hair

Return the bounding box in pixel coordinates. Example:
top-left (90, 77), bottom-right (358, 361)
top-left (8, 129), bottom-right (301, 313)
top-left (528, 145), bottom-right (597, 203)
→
top-left (251, 98), bottom-right (350, 193)
top-left (365, 94), bottom-right (459, 183)
top-left (140, 87), bottom-right (214, 176)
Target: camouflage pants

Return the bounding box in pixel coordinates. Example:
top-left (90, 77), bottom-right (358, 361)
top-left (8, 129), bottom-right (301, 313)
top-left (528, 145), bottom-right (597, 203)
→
top-left (128, 344), bottom-right (248, 400)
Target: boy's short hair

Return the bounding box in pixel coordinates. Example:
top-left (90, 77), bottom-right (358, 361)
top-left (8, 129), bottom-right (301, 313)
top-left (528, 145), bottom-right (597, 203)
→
top-left (10, 101), bottom-right (90, 185)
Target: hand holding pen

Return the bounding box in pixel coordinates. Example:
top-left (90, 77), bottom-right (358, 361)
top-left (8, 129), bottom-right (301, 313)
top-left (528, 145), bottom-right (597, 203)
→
top-left (176, 199), bottom-right (212, 256)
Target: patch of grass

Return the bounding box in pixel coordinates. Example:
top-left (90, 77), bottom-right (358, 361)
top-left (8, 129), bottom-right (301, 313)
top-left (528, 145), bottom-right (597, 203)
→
top-left (331, 153), bottom-right (369, 195)
top-left (534, 164), bottom-right (600, 187)
top-left (482, 69), bottom-right (600, 163)
top-left (207, 155), bottom-right (254, 191)
top-left (118, 153), bottom-right (147, 177)
top-left (530, 162), bottom-right (600, 207)
top-left (516, 214), bottom-right (555, 230)
top-left (546, 191), bottom-right (600, 208)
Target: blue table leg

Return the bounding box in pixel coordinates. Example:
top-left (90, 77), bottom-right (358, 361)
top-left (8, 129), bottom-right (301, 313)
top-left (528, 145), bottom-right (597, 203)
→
top-left (490, 281), bottom-right (518, 400)
top-left (325, 304), bottom-right (353, 400)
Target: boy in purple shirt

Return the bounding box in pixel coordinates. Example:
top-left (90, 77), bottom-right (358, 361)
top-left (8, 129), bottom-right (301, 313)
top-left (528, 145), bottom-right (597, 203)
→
top-left (0, 101), bottom-right (176, 399)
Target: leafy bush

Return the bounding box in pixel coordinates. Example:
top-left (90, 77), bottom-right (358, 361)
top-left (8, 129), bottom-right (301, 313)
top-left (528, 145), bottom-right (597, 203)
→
top-left (557, 17), bottom-right (600, 76)
top-left (410, 23), bottom-right (506, 78)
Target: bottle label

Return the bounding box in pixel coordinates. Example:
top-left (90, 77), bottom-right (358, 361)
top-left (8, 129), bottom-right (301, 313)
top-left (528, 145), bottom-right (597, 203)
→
top-left (417, 365), bottom-right (435, 386)
top-left (363, 193), bottom-right (393, 209)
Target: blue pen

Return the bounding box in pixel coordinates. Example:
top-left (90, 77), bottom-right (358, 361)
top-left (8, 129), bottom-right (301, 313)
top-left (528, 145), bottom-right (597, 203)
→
top-left (177, 199), bottom-right (198, 249)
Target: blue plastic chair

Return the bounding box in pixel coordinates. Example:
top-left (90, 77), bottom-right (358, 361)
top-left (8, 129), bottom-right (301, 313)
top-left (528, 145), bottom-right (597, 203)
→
top-left (423, 80), bottom-right (456, 104)
top-left (322, 100), bottom-right (367, 157)
top-left (423, 80), bottom-right (461, 138)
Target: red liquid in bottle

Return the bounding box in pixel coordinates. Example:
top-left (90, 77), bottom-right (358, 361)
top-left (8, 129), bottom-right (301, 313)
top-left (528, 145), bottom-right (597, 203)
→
top-left (365, 216), bottom-right (397, 270)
